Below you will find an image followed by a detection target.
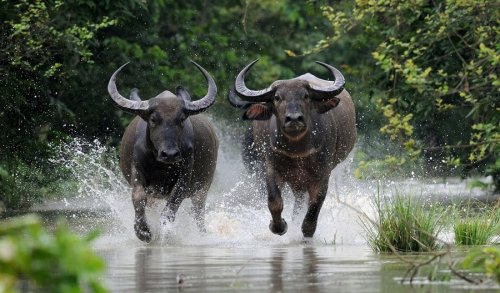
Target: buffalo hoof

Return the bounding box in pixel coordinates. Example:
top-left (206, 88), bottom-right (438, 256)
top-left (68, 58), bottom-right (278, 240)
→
top-left (196, 223), bottom-right (207, 234)
top-left (301, 222), bottom-right (317, 238)
top-left (302, 237), bottom-right (314, 244)
top-left (134, 220), bottom-right (152, 243)
top-left (269, 218), bottom-right (288, 235)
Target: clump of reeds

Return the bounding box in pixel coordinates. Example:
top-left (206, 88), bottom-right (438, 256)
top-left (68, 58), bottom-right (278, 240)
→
top-left (363, 193), bottom-right (444, 253)
top-left (454, 205), bottom-right (500, 245)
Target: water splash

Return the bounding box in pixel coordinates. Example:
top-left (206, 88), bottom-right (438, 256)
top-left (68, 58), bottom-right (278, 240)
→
top-left (51, 117), bottom-right (464, 248)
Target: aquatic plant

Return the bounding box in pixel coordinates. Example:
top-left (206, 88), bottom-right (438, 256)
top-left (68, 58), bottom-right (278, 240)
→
top-left (454, 203), bottom-right (500, 245)
top-left (0, 215), bottom-right (107, 293)
top-left (363, 193), bottom-right (445, 253)
top-left (349, 189), bottom-right (499, 286)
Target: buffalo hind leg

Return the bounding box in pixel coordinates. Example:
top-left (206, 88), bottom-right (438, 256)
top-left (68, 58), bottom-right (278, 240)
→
top-left (301, 180), bottom-right (328, 238)
top-left (267, 171), bottom-right (287, 235)
top-left (132, 185), bottom-right (151, 242)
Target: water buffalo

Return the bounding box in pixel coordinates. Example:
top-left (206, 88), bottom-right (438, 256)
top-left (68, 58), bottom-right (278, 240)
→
top-left (228, 60), bottom-right (356, 238)
top-left (108, 61), bottom-right (218, 242)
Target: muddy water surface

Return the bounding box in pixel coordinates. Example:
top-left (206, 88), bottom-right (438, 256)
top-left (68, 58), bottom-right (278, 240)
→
top-left (26, 118), bottom-right (499, 292)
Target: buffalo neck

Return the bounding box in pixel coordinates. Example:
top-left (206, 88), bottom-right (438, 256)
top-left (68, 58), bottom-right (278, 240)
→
top-left (269, 118), bottom-right (323, 158)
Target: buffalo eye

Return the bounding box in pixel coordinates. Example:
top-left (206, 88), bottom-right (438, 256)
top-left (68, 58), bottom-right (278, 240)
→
top-left (274, 95), bottom-right (281, 102)
top-left (149, 116), bottom-right (157, 127)
top-left (304, 93), bottom-right (310, 100)
top-left (179, 114), bottom-right (187, 128)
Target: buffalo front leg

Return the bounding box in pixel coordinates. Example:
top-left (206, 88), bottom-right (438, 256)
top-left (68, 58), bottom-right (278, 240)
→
top-left (161, 193), bottom-right (184, 225)
top-left (191, 190), bottom-right (207, 233)
top-left (161, 157), bottom-right (193, 225)
top-left (267, 170), bottom-right (287, 235)
top-left (132, 185), bottom-right (151, 242)
top-left (301, 180), bottom-right (329, 238)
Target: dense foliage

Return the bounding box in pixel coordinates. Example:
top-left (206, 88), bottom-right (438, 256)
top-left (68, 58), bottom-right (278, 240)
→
top-left (0, 0), bottom-right (329, 209)
top-left (0, 0), bottom-right (498, 209)
top-left (461, 246), bottom-right (500, 284)
top-left (298, 0), bottom-right (499, 186)
top-left (0, 215), bottom-right (106, 292)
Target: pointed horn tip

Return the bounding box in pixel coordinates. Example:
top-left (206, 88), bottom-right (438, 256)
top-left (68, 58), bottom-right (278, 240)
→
top-left (189, 61), bottom-right (214, 81)
top-left (189, 60), bottom-right (212, 74)
top-left (110, 62), bottom-right (131, 79)
top-left (236, 59), bottom-right (260, 82)
top-left (314, 61), bottom-right (345, 80)
top-left (118, 61), bottom-right (131, 69)
top-left (189, 59), bottom-right (201, 68)
top-left (314, 61), bottom-right (344, 74)
top-left (238, 59), bottom-right (261, 73)
top-left (314, 61), bottom-right (334, 68)
top-left (248, 58), bottom-right (260, 67)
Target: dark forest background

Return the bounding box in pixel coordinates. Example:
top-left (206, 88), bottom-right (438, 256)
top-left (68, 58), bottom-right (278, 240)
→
top-left (1, 0), bottom-right (498, 209)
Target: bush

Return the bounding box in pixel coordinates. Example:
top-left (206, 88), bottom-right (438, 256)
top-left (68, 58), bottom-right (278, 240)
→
top-left (301, 0), bottom-right (500, 188)
top-left (0, 155), bottom-right (74, 211)
top-left (0, 215), bottom-right (107, 293)
top-left (461, 246), bottom-right (500, 284)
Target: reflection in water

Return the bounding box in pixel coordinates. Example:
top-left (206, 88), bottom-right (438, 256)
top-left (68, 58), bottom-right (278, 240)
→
top-left (36, 118), bottom-right (498, 293)
top-left (270, 249), bottom-right (284, 292)
top-left (99, 245), bottom-right (383, 293)
top-left (134, 248), bottom-right (148, 292)
top-left (303, 247), bottom-right (319, 292)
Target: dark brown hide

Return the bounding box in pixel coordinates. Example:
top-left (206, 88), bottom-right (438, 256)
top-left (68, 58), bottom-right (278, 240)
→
top-left (230, 64), bottom-right (356, 238)
top-left (108, 63), bottom-right (218, 242)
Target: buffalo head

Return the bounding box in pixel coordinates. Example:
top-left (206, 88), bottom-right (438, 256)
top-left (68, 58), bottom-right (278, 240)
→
top-left (108, 61), bottom-right (217, 164)
top-left (229, 59), bottom-right (344, 140)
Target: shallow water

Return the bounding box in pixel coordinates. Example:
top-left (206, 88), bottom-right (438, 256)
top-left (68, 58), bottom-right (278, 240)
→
top-left (100, 245), bottom-right (384, 292)
top-left (96, 243), bottom-right (500, 293)
top-left (20, 116), bottom-right (499, 292)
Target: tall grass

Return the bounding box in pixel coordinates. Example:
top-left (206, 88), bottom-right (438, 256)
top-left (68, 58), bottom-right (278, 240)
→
top-left (363, 193), bottom-right (445, 253)
top-left (454, 205), bottom-right (500, 245)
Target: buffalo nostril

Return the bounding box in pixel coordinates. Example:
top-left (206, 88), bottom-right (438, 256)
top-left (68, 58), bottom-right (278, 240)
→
top-left (286, 113), bottom-right (304, 123)
top-left (159, 150), bottom-right (180, 160)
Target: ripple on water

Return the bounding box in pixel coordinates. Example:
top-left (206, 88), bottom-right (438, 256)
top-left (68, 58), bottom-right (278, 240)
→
top-left (42, 118), bottom-right (498, 292)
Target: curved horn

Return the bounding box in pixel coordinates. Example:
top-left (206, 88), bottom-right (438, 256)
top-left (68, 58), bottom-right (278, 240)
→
top-left (182, 61), bottom-right (217, 115)
top-left (107, 63), bottom-right (149, 113)
top-left (227, 87), bottom-right (252, 110)
top-left (308, 61), bottom-right (345, 100)
top-left (234, 59), bottom-right (275, 102)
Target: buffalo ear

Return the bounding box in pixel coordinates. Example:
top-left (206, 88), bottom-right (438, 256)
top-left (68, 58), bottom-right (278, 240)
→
top-left (316, 97), bottom-right (340, 114)
top-left (176, 86), bottom-right (192, 102)
top-left (243, 104), bottom-right (273, 120)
